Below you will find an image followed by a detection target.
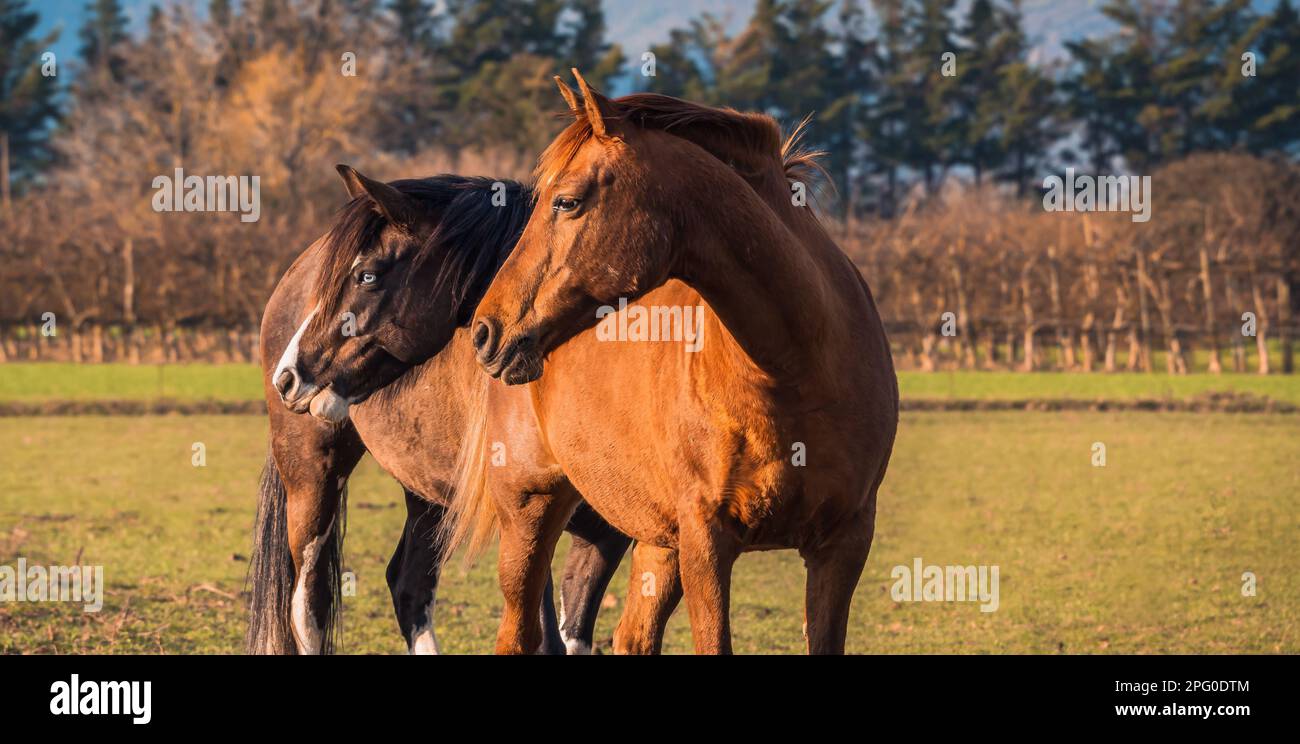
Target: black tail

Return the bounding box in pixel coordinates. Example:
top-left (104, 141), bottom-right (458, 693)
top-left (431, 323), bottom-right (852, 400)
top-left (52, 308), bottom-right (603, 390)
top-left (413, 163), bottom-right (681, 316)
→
top-left (318, 487), bottom-right (347, 655)
top-left (246, 453), bottom-right (296, 654)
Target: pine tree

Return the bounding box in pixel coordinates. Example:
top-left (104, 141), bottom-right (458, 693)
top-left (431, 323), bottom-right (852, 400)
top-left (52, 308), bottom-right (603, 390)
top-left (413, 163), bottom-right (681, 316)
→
top-left (1063, 0), bottom-right (1161, 172)
top-left (78, 0), bottom-right (129, 78)
top-left (437, 0), bottom-right (624, 154)
top-left (956, 0), bottom-right (1004, 185)
top-left (996, 59), bottom-right (1057, 195)
top-left (868, 0), bottom-right (914, 213)
top-left (0, 0), bottom-right (61, 194)
top-left (910, 0), bottom-right (961, 191)
top-left (560, 0), bottom-right (624, 83)
top-left (964, 1), bottom-right (1056, 194)
top-left (767, 0), bottom-right (836, 117)
top-left (1239, 0), bottom-right (1300, 154)
top-left (389, 0), bottom-right (437, 47)
top-left (715, 0), bottom-right (779, 112)
top-left (822, 0), bottom-right (875, 213)
top-left (1153, 0), bottom-right (1255, 158)
top-left (1063, 0), bottom-right (1284, 170)
top-left (1062, 36), bottom-right (1117, 172)
top-left (1105, 0), bottom-right (1163, 169)
top-left (641, 24), bottom-right (713, 99)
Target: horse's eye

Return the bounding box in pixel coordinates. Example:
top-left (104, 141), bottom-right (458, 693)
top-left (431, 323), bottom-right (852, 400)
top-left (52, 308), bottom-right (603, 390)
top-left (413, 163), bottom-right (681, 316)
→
top-left (552, 195), bottom-right (581, 213)
top-left (359, 271), bottom-right (379, 286)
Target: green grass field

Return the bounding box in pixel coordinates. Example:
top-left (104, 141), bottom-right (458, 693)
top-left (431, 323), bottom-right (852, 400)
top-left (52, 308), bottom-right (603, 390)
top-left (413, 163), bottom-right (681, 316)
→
top-left (3, 362), bottom-right (1299, 404)
top-left (1, 411), bottom-right (1295, 654)
top-left (0, 363), bottom-right (263, 402)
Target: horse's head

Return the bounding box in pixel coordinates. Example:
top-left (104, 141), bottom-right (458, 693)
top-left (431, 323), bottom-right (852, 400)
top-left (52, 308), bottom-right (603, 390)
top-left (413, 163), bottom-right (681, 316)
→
top-left (275, 166), bottom-right (525, 422)
top-left (471, 70), bottom-right (689, 385)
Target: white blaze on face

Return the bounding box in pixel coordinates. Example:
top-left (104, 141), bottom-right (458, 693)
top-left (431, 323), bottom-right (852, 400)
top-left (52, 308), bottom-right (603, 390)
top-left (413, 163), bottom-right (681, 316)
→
top-left (274, 303), bottom-right (321, 394)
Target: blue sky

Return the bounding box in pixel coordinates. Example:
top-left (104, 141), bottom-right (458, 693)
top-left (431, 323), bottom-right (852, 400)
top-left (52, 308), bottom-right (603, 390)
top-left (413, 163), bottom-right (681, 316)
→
top-left (27, 0), bottom-right (1282, 75)
top-left (33, 0), bottom-right (154, 65)
top-left (29, 0), bottom-right (1106, 70)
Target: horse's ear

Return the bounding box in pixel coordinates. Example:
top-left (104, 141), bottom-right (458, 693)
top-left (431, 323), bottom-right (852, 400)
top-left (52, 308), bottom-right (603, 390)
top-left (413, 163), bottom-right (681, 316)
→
top-left (554, 76), bottom-right (579, 113)
top-left (571, 68), bottom-right (617, 139)
top-left (336, 164), bottom-right (368, 200)
top-left (335, 164), bottom-right (417, 227)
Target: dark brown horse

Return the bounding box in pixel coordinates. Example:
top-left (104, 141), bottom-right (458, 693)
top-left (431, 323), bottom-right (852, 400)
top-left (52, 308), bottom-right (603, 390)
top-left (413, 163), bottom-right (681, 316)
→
top-left (248, 167), bottom-right (630, 654)
top-left (463, 72), bottom-right (898, 654)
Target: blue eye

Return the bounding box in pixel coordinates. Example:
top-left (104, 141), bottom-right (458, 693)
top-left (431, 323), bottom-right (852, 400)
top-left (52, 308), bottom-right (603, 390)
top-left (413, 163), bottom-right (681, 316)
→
top-left (359, 271), bottom-right (378, 285)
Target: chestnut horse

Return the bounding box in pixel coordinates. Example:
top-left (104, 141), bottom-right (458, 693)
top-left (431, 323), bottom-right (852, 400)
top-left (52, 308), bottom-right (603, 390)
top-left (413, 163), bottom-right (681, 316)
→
top-left (462, 72), bottom-right (898, 654)
top-left (248, 167), bottom-right (630, 654)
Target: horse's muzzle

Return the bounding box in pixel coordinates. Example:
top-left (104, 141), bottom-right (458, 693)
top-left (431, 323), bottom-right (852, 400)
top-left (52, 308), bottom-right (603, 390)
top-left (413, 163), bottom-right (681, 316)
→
top-left (274, 368), bottom-right (298, 400)
top-left (472, 318), bottom-right (500, 365)
top-left (473, 317), bottom-right (540, 384)
top-left (274, 366), bottom-right (316, 413)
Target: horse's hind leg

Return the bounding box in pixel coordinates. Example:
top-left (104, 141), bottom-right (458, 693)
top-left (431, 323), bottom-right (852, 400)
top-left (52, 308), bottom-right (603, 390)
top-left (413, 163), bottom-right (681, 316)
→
top-left (388, 489), bottom-right (567, 654)
top-left (558, 501), bottom-right (632, 654)
top-left (800, 507), bottom-right (875, 655)
top-left (613, 542), bottom-right (682, 654)
top-left (537, 574), bottom-right (565, 655)
top-left (386, 489), bottom-right (446, 654)
top-left (274, 421), bottom-right (365, 655)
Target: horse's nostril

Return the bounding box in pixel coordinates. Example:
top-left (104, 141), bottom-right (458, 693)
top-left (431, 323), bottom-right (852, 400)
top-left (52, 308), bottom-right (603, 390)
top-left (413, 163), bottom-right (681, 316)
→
top-left (472, 319), bottom-right (495, 356)
top-left (274, 368), bottom-right (297, 398)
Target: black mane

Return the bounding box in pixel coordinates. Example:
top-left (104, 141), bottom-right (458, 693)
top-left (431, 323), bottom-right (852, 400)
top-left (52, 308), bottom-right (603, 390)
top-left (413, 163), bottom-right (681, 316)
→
top-left (311, 175), bottom-right (533, 330)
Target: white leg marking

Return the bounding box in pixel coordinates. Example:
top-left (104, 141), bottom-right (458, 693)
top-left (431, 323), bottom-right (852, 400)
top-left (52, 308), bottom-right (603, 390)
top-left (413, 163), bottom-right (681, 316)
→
top-left (407, 589), bottom-right (440, 655)
top-left (564, 637), bottom-right (593, 655)
top-left (558, 593), bottom-right (592, 655)
top-left (291, 532), bottom-right (327, 655)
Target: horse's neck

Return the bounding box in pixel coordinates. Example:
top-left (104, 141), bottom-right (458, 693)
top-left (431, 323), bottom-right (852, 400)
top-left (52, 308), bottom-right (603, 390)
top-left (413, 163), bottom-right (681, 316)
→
top-left (678, 173), bottom-right (848, 391)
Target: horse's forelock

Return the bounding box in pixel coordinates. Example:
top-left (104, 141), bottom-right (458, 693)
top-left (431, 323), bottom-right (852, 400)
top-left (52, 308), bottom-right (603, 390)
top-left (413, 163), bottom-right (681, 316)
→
top-left (309, 197), bottom-right (388, 334)
top-left (535, 113), bottom-right (595, 189)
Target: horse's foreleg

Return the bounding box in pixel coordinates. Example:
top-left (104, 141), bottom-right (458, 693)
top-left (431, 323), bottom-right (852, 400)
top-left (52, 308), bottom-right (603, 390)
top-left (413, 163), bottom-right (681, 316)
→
top-left (613, 542), bottom-right (682, 654)
top-left (275, 433), bottom-right (364, 655)
top-left (676, 504), bottom-right (740, 655)
top-left (494, 487), bottom-right (580, 655)
top-left (386, 489), bottom-right (446, 654)
top-left (558, 502), bottom-right (632, 654)
top-left (281, 475), bottom-right (350, 655)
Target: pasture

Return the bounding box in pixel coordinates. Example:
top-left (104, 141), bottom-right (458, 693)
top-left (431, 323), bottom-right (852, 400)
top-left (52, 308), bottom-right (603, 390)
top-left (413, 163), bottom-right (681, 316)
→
top-left (4, 361), bottom-right (1300, 404)
top-left (1, 409), bottom-right (1295, 654)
